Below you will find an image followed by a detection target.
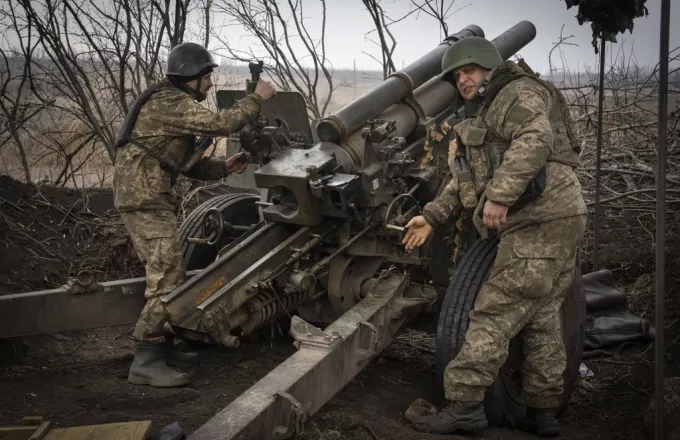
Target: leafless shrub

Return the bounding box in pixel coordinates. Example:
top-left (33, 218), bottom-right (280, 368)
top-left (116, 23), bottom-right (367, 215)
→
top-left (408, 0), bottom-right (471, 40)
top-left (552, 37), bottom-right (680, 268)
top-left (361, 0), bottom-right (468, 80)
top-left (0, 0), bottom-right (197, 188)
top-left (211, 0), bottom-right (335, 122)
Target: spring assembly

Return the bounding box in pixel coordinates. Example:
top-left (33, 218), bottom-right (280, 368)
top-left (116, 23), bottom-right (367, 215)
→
top-left (246, 290), bottom-right (309, 329)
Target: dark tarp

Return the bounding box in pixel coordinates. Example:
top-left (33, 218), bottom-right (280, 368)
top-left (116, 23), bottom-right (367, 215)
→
top-left (583, 270), bottom-right (655, 358)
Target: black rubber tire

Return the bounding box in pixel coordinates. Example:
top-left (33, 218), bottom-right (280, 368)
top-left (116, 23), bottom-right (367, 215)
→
top-left (435, 235), bottom-right (585, 428)
top-left (179, 193), bottom-right (260, 270)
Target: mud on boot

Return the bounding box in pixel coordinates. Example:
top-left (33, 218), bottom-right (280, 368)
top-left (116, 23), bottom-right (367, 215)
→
top-left (128, 342), bottom-right (191, 388)
top-left (413, 401), bottom-right (488, 434)
top-left (164, 334), bottom-right (199, 368)
top-left (516, 407), bottom-right (560, 437)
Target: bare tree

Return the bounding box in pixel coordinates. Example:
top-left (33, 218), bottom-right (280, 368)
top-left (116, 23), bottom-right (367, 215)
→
top-left (0, 0), bottom-right (200, 188)
top-left (409, 0), bottom-right (471, 40)
top-left (0, 3), bottom-right (52, 185)
top-left (548, 24), bottom-right (579, 82)
top-left (204, 0), bottom-right (212, 49)
top-left (151, 0), bottom-right (192, 48)
top-left (212, 0), bottom-right (335, 121)
top-left (362, 0), bottom-right (469, 80)
top-left (362, 0), bottom-right (399, 80)
top-left (550, 40), bottom-right (680, 264)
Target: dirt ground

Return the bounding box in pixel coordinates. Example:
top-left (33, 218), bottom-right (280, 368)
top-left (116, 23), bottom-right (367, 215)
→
top-left (0, 176), bottom-right (678, 440)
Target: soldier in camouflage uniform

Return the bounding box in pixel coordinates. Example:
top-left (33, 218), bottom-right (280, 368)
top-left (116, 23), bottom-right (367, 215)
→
top-left (402, 37), bottom-right (587, 436)
top-left (113, 42), bottom-right (276, 388)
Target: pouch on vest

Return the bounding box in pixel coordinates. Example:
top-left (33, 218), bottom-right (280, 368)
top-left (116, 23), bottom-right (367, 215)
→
top-left (455, 157), bottom-right (478, 209)
top-left (456, 124), bottom-right (489, 210)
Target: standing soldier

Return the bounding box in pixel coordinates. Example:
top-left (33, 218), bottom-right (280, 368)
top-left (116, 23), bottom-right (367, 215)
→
top-left (113, 42), bottom-right (276, 388)
top-left (402, 36), bottom-right (587, 436)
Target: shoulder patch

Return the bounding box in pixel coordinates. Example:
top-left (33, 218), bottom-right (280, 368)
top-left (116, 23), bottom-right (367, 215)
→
top-left (505, 101), bottom-right (535, 125)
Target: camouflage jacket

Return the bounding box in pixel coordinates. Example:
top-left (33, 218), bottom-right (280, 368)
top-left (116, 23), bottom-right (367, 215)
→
top-left (113, 81), bottom-right (263, 212)
top-left (421, 60), bottom-right (588, 236)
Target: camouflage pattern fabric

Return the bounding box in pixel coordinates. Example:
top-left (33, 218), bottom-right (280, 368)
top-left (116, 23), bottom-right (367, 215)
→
top-left (421, 60), bottom-right (587, 237)
top-left (420, 120), bottom-right (454, 173)
top-left (444, 214), bottom-right (587, 408)
top-left (120, 209), bottom-right (185, 343)
top-left (418, 60), bottom-right (590, 408)
top-left (113, 80), bottom-right (263, 213)
top-left (113, 83), bottom-right (263, 342)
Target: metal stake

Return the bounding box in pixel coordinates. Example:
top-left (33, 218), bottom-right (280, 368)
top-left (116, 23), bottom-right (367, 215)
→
top-left (655, 0), bottom-right (671, 438)
top-left (593, 36), bottom-right (606, 271)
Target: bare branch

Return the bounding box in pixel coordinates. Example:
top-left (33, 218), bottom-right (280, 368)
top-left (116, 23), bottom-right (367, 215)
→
top-left (212, 0), bottom-right (335, 121)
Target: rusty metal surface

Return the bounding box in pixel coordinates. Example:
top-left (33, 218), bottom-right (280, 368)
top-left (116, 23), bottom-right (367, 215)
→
top-left (163, 222), bottom-right (296, 328)
top-left (188, 270), bottom-right (436, 440)
top-left (198, 221), bottom-right (340, 344)
top-left (327, 255), bottom-right (384, 314)
top-left (199, 227), bottom-right (312, 314)
top-left (165, 217), bottom-right (342, 346)
top-left (0, 271), bottom-right (199, 339)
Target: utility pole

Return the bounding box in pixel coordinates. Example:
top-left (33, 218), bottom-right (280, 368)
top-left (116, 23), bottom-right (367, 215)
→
top-left (353, 59), bottom-right (356, 100)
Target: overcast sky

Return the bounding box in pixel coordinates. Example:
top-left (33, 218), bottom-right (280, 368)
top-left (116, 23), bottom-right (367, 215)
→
top-left (213, 0), bottom-right (679, 75)
top-left (2, 0), bottom-right (676, 76)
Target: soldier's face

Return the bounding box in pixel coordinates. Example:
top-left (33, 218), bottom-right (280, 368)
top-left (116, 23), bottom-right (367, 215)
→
top-left (199, 73), bottom-right (213, 94)
top-left (187, 73), bottom-right (213, 95)
top-left (454, 64), bottom-right (489, 100)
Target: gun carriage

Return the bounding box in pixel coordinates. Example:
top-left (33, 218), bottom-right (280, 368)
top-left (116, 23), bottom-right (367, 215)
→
top-left (0, 20), bottom-right (586, 440)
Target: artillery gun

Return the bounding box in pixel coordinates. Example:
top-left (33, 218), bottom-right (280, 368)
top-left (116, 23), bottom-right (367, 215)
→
top-left (0, 20), bottom-right (586, 440)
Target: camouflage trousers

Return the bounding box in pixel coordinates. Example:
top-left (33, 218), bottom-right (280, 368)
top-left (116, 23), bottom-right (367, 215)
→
top-left (444, 214), bottom-right (587, 408)
top-left (120, 209), bottom-right (185, 343)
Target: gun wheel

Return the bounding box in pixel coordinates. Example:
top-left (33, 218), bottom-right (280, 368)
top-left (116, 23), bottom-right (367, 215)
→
top-left (179, 193), bottom-right (260, 270)
top-left (435, 235), bottom-right (585, 428)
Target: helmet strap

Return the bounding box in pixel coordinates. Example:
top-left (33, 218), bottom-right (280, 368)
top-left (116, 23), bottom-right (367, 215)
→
top-left (167, 68), bottom-right (210, 102)
top-left (193, 75), bottom-right (206, 102)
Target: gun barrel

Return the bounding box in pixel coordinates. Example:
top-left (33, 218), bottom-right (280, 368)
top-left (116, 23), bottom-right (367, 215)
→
top-left (316, 24), bottom-right (484, 144)
top-left (348, 20), bottom-right (538, 142)
top-left (492, 20), bottom-right (537, 60)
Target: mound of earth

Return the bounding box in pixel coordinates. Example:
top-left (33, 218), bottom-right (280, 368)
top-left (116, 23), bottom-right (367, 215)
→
top-left (0, 175), bottom-right (143, 295)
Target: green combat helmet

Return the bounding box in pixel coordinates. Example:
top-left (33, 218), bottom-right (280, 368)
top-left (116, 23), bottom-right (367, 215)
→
top-left (166, 42), bottom-right (218, 78)
top-left (165, 42), bottom-right (218, 102)
top-left (440, 36), bottom-right (503, 83)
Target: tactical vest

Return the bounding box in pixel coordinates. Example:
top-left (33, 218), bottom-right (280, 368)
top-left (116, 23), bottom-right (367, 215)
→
top-left (451, 61), bottom-right (581, 211)
top-left (115, 80), bottom-right (212, 186)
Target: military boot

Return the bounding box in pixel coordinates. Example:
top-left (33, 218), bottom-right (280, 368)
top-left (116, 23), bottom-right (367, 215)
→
top-left (128, 342), bottom-right (191, 388)
top-left (516, 407), bottom-right (560, 437)
top-left (164, 334), bottom-right (199, 368)
top-left (413, 401), bottom-right (488, 434)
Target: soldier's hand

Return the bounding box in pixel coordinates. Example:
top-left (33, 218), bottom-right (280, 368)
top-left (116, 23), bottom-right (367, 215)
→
top-left (402, 215), bottom-right (433, 251)
top-left (448, 137), bottom-right (457, 159)
top-left (254, 79), bottom-right (276, 100)
top-left (225, 153), bottom-right (248, 174)
top-left (483, 200), bottom-right (508, 229)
